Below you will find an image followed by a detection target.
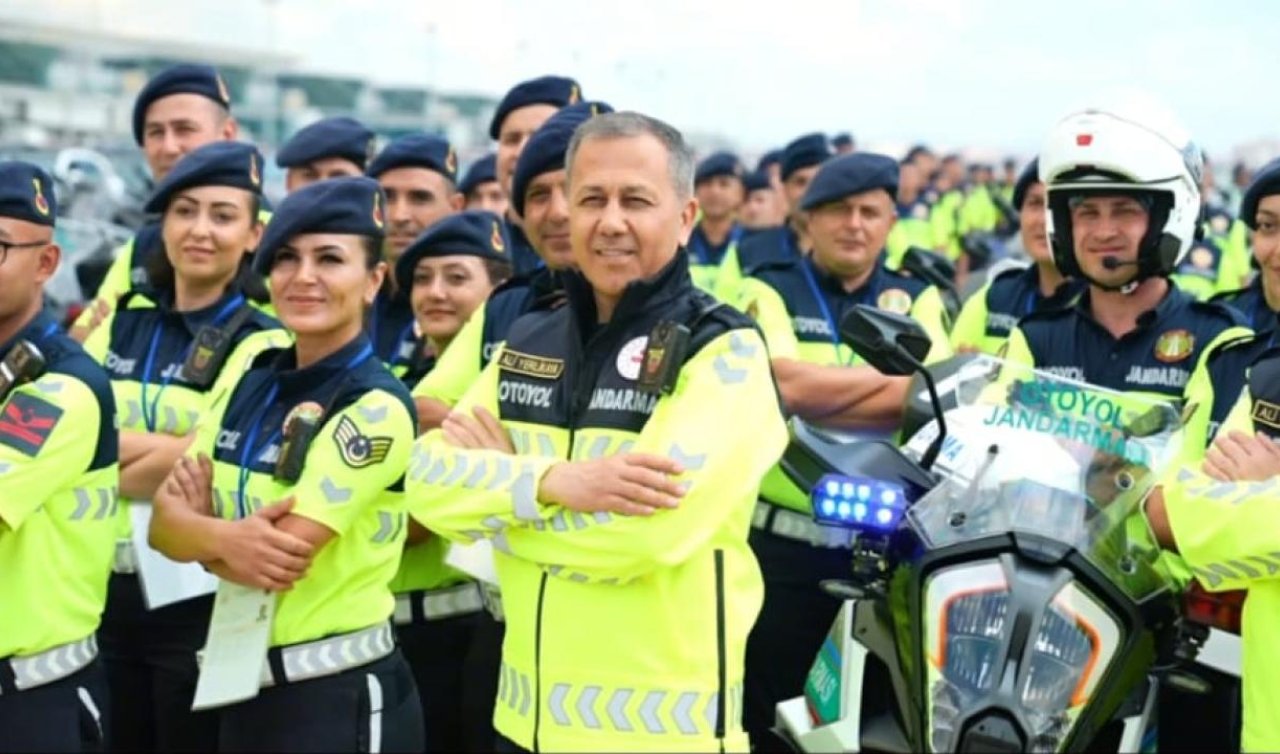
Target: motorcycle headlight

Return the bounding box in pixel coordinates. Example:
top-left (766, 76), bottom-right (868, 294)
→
top-left (924, 563), bottom-right (1122, 753)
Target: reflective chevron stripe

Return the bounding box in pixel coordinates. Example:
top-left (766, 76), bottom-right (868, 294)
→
top-left (70, 486), bottom-right (118, 521)
top-left (522, 679), bottom-right (743, 736)
top-left (4, 635), bottom-right (98, 692)
top-left (392, 583), bottom-right (485, 624)
top-left (263, 623), bottom-right (395, 687)
top-left (497, 661), bottom-right (533, 717)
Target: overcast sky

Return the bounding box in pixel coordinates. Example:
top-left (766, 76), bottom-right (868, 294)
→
top-left (18, 0), bottom-right (1280, 159)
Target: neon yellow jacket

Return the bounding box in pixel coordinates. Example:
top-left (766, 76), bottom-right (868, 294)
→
top-left (1163, 380), bottom-right (1280, 752)
top-left (0, 312), bottom-right (118, 657)
top-left (407, 257), bottom-right (786, 752)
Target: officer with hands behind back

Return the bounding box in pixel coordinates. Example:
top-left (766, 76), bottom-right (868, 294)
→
top-left (0, 161), bottom-right (119, 753)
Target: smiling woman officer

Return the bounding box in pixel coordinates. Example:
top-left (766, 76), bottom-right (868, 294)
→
top-left (390, 209), bottom-right (510, 752)
top-left (82, 140), bottom-right (288, 753)
top-left (147, 176), bottom-right (423, 752)
top-left (393, 209), bottom-right (511, 387)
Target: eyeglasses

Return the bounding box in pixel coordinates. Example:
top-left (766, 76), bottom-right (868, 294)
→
top-left (0, 239), bottom-right (48, 266)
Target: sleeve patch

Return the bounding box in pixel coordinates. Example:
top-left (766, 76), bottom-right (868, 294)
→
top-left (0, 392), bottom-right (64, 456)
top-left (332, 414), bottom-right (393, 468)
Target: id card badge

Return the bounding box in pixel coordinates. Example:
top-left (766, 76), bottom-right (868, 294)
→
top-left (129, 504), bottom-right (217, 609)
top-left (191, 581), bottom-right (276, 711)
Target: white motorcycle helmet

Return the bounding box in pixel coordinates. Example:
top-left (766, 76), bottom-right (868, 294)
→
top-left (1039, 97), bottom-right (1203, 290)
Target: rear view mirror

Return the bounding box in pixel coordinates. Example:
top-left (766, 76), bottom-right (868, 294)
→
top-left (839, 305), bottom-right (931, 377)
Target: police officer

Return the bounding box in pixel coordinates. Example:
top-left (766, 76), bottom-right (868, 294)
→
top-left (459, 153), bottom-right (508, 216)
top-left (409, 110), bottom-right (785, 754)
top-left (689, 151), bottom-right (746, 293)
top-left (393, 211), bottom-right (511, 388)
top-left (884, 157), bottom-right (936, 267)
top-left (739, 169), bottom-right (778, 231)
top-left (951, 158), bottom-right (1082, 355)
top-left (413, 102), bottom-right (614, 432)
top-left (72, 64), bottom-right (240, 343)
top-left (390, 211), bottom-right (511, 752)
top-left (756, 149), bottom-right (787, 229)
top-left (830, 132), bottom-right (855, 155)
top-left (491, 75), bottom-right (583, 277)
top-left (1212, 157), bottom-right (1280, 344)
top-left (367, 133), bottom-right (463, 371)
top-left (148, 176), bottom-right (423, 752)
top-left (1003, 103), bottom-right (1252, 465)
top-left (0, 162), bottom-right (118, 752)
top-left (84, 141), bottom-right (287, 753)
top-left (1143, 362), bottom-right (1280, 752)
top-left (929, 153), bottom-right (967, 261)
top-left (715, 132), bottom-right (832, 302)
top-left (734, 152), bottom-right (953, 750)
top-left (277, 116), bottom-right (375, 193)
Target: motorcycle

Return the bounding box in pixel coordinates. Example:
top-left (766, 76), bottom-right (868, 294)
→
top-left (773, 305), bottom-right (1215, 753)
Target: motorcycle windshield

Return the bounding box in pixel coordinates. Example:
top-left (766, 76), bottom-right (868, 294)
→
top-left (904, 358), bottom-right (1182, 751)
top-left (904, 356), bottom-right (1181, 602)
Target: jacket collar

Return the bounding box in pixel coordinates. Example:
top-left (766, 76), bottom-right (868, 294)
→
top-left (562, 247), bottom-right (694, 337)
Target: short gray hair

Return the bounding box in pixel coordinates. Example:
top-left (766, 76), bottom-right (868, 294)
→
top-left (565, 111), bottom-right (695, 200)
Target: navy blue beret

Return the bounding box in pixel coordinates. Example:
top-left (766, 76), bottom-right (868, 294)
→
top-left (459, 153), bottom-right (498, 196)
top-left (1241, 157), bottom-right (1280, 230)
top-left (1012, 157), bottom-right (1040, 212)
top-left (395, 210), bottom-right (510, 286)
top-left (800, 152), bottom-right (898, 211)
top-left (0, 161), bottom-right (56, 227)
top-left (743, 170), bottom-right (772, 194)
top-left (756, 149), bottom-right (782, 172)
top-left (488, 75), bottom-right (582, 139)
top-left (131, 64), bottom-right (232, 146)
top-left (831, 132), bottom-right (855, 149)
top-left (695, 152), bottom-right (743, 185)
top-left (781, 133), bottom-right (832, 181)
top-left (254, 176), bottom-right (386, 275)
top-left (367, 133), bottom-right (458, 183)
top-left (277, 116), bottom-right (375, 170)
top-left (145, 141), bottom-right (263, 213)
top-left (511, 101), bottom-right (614, 218)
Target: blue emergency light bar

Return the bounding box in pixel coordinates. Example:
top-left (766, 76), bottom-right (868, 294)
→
top-left (811, 474), bottom-right (908, 532)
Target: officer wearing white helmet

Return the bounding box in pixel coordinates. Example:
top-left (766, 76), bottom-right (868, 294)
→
top-left (1002, 100), bottom-right (1252, 468)
top-left (1001, 100), bottom-right (1255, 752)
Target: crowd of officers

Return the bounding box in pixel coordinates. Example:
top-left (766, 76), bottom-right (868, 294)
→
top-left (2, 62), bottom-right (1280, 754)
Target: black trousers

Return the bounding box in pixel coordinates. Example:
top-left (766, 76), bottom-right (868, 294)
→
top-left (396, 608), bottom-right (504, 753)
top-left (0, 656), bottom-right (109, 753)
top-left (217, 649), bottom-right (424, 753)
top-left (743, 527), bottom-right (852, 752)
top-left (98, 572), bottom-right (219, 752)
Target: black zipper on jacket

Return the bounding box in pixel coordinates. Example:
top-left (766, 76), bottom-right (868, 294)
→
top-left (532, 570), bottom-right (549, 753)
top-left (714, 548), bottom-right (727, 747)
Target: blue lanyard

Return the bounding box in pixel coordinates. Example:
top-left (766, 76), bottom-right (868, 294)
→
top-left (39, 322), bottom-right (57, 339)
top-left (139, 295), bottom-right (244, 433)
top-left (233, 343), bottom-right (375, 518)
top-left (797, 258), bottom-right (853, 366)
